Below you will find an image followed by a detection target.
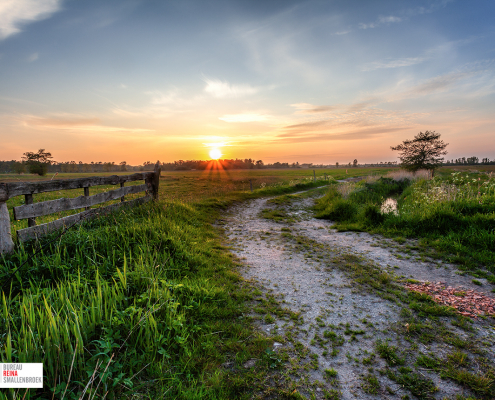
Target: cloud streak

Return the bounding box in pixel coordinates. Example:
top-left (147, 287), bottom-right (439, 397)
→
top-left (362, 57), bottom-right (426, 71)
top-left (0, 0), bottom-right (63, 40)
top-left (394, 71), bottom-right (474, 99)
top-left (273, 126), bottom-right (408, 144)
top-left (359, 15), bottom-right (402, 30)
top-left (291, 103), bottom-right (336, 114)
top-left (203, 78), bottom-right (259, 98)
top-left (23, 115), bottom-right (152, 134)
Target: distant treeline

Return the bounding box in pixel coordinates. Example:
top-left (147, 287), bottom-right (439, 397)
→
top-left (1, 156), bottom-right (493, 174)
top-left (0, 160), bottom-right (144, 174)
top-left (444, 157), bottom-right (495, 165)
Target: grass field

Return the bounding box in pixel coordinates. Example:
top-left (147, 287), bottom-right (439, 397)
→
top-left (2, 167), bottom-right (392, 234)
top-left (4, 165), bottom-right (492, 399)
top-left (0, 167), bottom-right (396, 399)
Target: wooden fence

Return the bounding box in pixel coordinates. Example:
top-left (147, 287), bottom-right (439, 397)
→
top-left (0, 163), bottom-right (161, 254)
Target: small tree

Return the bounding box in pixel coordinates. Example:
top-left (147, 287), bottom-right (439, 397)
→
top-left (335, 162), bottom-right (339, 168)
top-left (391, 131), bottom-right (448, 177)
top-left (22, 149), bottom-right (53, 176)
top-left (353, 159), bottom-right (358, 168)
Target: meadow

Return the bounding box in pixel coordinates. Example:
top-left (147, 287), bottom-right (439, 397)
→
top-left (315, 166), bottom-right (495, 277)
top-left (5, 165), bottom-right (493, 399)
top-left (1, 167), bottom-right (389, 234)
top-left (0, 166), bottom-right (393, 399)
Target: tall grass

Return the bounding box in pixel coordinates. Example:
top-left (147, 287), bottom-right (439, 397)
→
top-left (385, 169), bottom-right (430, 181)
top-left (315, 170), bottom-right (495, 272)
top-left (0, 173), bottom-right (338, 399)
top-left (0, 199), bottom-right (265, 399)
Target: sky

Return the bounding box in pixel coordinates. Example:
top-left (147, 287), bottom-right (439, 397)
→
top-left (0, 0), bottom-right (494, 165)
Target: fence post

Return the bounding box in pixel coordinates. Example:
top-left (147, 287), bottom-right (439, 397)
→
top-left (313, 170), bottom-right (316, 182)
top-left (152, 162), bottom-right (161, 200)
top-left (120, 182), bottom-right (125, 202)
top-left (25, 194), bottom-right (36, 227)
top-left (84, 187), bottom-right (90, 210)
top-left (0, 184), bottom-right (14, 254)
top-left (250, 179), bottom-right (253, 192)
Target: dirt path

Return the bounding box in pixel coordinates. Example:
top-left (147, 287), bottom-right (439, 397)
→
top-left (223, 188), bottom-right (495, 399)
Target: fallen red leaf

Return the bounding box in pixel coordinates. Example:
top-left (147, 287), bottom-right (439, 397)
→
top-left (404, 281), bottom-right (495, 319)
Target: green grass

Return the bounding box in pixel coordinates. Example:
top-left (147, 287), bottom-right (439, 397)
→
top-left (361, 373), bottom-right (380, 394)
top-left (3, 167), bottom-right (389, 399)
top-left (315, 170), bottom-right (495, 273)
top-left (3, 166), bottom-right (493, 398)
top-left (2, 200), bottom-right (273, 399)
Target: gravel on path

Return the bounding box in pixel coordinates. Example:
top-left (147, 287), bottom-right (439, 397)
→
top-left (222, 189), bottom-right (495, 399)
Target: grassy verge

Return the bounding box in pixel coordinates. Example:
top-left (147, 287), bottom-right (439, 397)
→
top-left (315, 171), bottom-right (495, 275)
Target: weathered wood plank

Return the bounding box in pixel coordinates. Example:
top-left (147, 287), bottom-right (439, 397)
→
top-left (5, 172), bottom-right (154, 199)
top-left (0, 202), bottom-right (14, 254)
top-left (0, 184), bottom-right (8, 202)
top-left (16, 196), bottom-right (151, 242)
top-left (14, 184), bottom-right (147, 220)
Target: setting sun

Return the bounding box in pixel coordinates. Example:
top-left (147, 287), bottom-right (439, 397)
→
top-left (209, 148), bottom-right (222, 159)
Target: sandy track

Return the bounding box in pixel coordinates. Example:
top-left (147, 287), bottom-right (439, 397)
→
top-left (222, 189), bottom-right (495, 399)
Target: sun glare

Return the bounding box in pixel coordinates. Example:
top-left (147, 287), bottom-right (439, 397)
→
top-left (209, 148), bottom-right (222, 159)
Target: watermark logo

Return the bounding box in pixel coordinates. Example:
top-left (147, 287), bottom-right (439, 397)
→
top-left (0, 363), bottom-right (43, 388)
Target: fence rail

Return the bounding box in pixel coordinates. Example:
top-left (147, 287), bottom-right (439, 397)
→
top-left (0, 163), bottom-right (160, 254)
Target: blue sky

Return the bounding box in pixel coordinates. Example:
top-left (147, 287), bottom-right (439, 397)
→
top-left (0, 0), bottom-right (494, 164)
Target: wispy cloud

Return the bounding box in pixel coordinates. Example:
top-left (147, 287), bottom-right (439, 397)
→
top-left (23, 115), bottom-right (152, 134)
top-left (27, 52), bottom-right (39, 62)
top-left (358, 1), bottom-right (453, 31)
top-left (333, 30), bottom-right (351, 36)
top-left (281, 101), bottom-right (416, 143)
top-left (291, 103), bottom-right (336, 114)
top-left (405, 0), bottom-right (454, 17)
top-left (203, 78), bottom-right (259, 98)
top-left (362, 57), bottom-right (426, 71)
top-left (399, 71), bottom-right (473, 98)
top-left (112, 89), bottom-right (201, 118)
top-left (26, 116), bottom-right (100, 127)
top-left (359, 15), bottom-right (402, 30)
top-left (346, 101), bottom-right (377, 112)
top-left (0, 0), bottom-right (63, 40)
top-left (147, 89), bottom-right (182, 106)
top-left (219, 113), bottom-right (268, 123)
top-left (203, 141), bottom-right (232, 148)
top-left (273, 126), bottom-right (408, 144)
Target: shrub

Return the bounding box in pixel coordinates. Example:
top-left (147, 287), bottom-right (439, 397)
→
top-left (362, 204), bottom-right (384, 225)
top-left (317, 198), bottom-right (358, 222)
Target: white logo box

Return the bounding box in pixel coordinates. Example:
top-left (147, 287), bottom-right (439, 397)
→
top-left (0, 364), bottom-right (43, 388)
